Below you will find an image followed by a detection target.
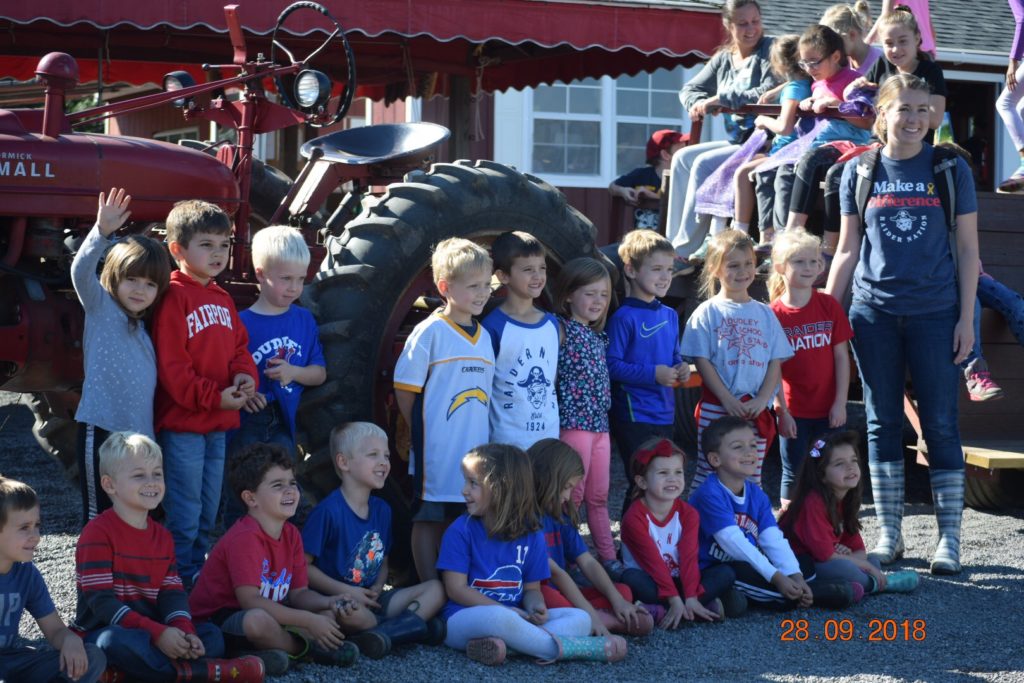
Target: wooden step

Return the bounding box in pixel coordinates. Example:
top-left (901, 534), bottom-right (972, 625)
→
top-left (961, 440), bottom-right (1024, 470)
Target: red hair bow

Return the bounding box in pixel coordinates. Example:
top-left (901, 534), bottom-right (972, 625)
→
top-left (633, 439), bottom-right (677, 467)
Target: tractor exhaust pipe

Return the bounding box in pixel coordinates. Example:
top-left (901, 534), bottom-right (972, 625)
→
top-left (35, 53), bottom-right (79, 138)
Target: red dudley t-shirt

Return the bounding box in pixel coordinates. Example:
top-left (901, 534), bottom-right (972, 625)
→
top-left (782, 489), bottom-right (865, 562)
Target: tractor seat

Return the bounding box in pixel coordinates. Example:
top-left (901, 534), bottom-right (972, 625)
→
top-left (301, 122), bottom-right (450, 166)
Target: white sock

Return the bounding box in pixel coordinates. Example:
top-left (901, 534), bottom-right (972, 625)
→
top-left (734, 221), bottom-right (750, 234)
top-left (710, 215), bottom-right (729, 235)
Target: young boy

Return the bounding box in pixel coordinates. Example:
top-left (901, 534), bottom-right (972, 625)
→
top-left (606, 229), bottom-right (690, 519)
top-left (225, 225), bottom-right (326, 526)
top-left (302, 422), bottom-right (446, 659)
top-left (152, 200), bottom-right (259, 585)
top-left (688, 416), bottom-right (852, 610)
top-left (394, 237), bottom-right (495, 582)
top-left (0, 477), bottom-right (106, 683)
top-left (189, 443), bottom-right (359, 674)
top-left (73, 432), bottom-right (263, 682)
top-left (481, 231), bottom-right (560, 449)
top-left (609, 129), bottom-right (689, 231)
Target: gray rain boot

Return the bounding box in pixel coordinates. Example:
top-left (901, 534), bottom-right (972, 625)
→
top-left (929, 468), bottom-right (965, 575)
top-left (868, 460), bottom-right (906, 564)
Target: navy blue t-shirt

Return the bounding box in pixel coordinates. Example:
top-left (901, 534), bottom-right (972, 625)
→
top-left (0, 562), bottom-right (55, 648)
top-left (301, 489), bottom-right (392, 588)
top-left (612, 166), bottom-right (662, 229)
top-left (839, 144), bottom-right (976, 315)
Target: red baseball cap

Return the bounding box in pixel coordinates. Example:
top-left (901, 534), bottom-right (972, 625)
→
top-left (646, 129), bottom-right (689, 160)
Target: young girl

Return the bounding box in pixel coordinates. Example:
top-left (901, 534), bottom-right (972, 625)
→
top-left (866, 0), bottom-right (936, 57)
top-left (436, 444), bottom-right (626, 665)
top-left (552, 258), bottom-right (619, 577)
top-left (70, 188), bottom-right (170, 524)
top-left (822, 2), bottom-right (883, 75)
top-left (681, 231), bottom-right (793, 490)
top-left (779, 432), bottom-right (920, 599)
top-left (526, 439), bottom-right (653, 637)
top-left (620, 438), bottom-right (736, 627)
top-left (768, 229), bottom-right (853, 505)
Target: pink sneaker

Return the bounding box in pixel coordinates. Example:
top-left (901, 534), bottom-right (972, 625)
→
top-left (966, 371), bottom-right (1004, 401)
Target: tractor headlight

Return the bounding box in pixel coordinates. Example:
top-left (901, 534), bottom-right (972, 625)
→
top-left (163, 71), bottom-right (196, 108)
top-left (294, 69), bottom-right (331, 110)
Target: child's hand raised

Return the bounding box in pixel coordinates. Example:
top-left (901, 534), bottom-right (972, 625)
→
top-left (96, 187), bottom-right (132, 237)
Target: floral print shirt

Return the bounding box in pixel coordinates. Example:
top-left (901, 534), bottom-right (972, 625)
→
top-left (557, 316), bottom-right (611, 432)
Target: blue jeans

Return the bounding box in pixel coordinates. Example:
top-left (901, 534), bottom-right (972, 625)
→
top-left (0, 644), bottom-right (106, 683)
top-left (849, 303), bottom-right (963, 470)
top-left (813, 556), bottom-right (881, 591)
top-left (224, 402), bottom-right (296, 527)
top-left (159, 430), bottom-right (226, 582)
top-left (86, 622), bottom-right (223, 682)
top-left (963, 275), bottom-right (1024, 371)
top-left (779, 416), bottom-right (838, 501)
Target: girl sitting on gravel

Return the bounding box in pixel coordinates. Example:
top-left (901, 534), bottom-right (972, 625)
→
top-left (778, 432), bottom-right (920, 602)
top-left (526, 439), bottom-right (653, 637)
top-left (436, 444), bottom-right (626, 666)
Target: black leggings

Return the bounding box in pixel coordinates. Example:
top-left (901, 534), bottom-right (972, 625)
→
top-left (620, 562), bottom-right (736, 606)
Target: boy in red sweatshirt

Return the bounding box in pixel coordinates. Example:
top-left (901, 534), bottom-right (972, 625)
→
top-left (152, 200), bottom-right (258, 586)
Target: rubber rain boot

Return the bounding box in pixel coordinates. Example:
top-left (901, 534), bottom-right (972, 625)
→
top-left (868, 459), bottom-right (906, 564)
top-left (173, 655), bottom-right (265, 682)
top-left (544, 635), bottom-right (627, 663)
top-left (929, 468), bottom-right (965, 575)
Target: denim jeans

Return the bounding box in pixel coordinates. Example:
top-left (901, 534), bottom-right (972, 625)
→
top-left (620, 561), bottom-right (736, 606)
top-left (86, 622), bottom-right (223, 681)
top-left (849, 303), bottom-right (963, 470)
top-left (779, 416), bottom-right (837, 501)
top-left (159, 430), bottom-right (226, 582)
top-left (0, 644), bottom-right (106, 683)
top-left (223, 402), bottom-right (296, 528)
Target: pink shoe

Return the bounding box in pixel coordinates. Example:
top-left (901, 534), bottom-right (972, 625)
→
top-left (966, 370), bottom-right (1004, 401)
top-left (850, 582), bottom-right (866, 603)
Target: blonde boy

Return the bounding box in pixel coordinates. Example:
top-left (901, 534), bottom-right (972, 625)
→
top-left (0, 476), bottom-right (105, 683)
top-left (152, 200), bottom-right (258, 585)
top-left (302, 422), bottom-right (446, 659)
top-left (394, 237), bottom-right (495, 581)
top-left (73, 433), bottom-right (262, 682)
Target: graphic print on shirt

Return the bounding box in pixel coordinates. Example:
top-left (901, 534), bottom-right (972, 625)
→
top-left (715, 317), bottom-right (769, 366)
top-left (469, 565), bottom-right (524, 603)
top-left (869, 179), bottom-right (939, 244)
top-left (345, 531), bottom-right (385, 587)
top-left (252, 336), bottom-right (301, 392)
top-left (708, 512), bottom-right (763, 562)
top-left (259, 558), bottom-right (293, 602)
top-left (185, 304), bottom-right (234, 338)
top-left (0, 592), bottom-right (22, 631)
top-left (780, 321), bottom-right (834, 352)
top-left (447, 387), bottom-right (489, 420)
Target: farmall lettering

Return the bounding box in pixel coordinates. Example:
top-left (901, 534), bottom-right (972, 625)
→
top-left (0, 151), bottom-right (56, 178)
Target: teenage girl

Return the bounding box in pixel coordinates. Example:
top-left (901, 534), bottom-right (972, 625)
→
top-left (70, 188), bottom-right (170, 524)
top-left (768, 229), bottom-right (852, 505)
top-left (551, 258), bottom-right (619, 576)
top-left (526, 439), bottom-right (653, 637)
top-left (620, 438), bottom-right (736, 627)
top-left (680, 231), bottom-right (793, 490)
top-left (437, 443), bottom-right (626, 665)
top-left (779, 432), bottom-right (920, 599)
top-left (732, 35), bottom-right (810, 243)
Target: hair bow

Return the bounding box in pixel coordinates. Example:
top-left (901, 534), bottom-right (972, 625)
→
top-left (809, 439), bottom-right (827, 459)
top-left (633, 439), bottom-right (677, 467)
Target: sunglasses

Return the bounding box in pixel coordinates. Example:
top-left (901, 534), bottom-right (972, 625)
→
top-left (798, 57), bottom-right (825, 70)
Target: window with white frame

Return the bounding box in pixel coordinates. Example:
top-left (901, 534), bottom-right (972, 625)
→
top-left (614, 68), bottom-right (687, 175)
top-left (531, 78), bottom-right (602, 175)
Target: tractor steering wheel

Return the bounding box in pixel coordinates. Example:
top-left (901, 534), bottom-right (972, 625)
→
top-left (270, 1), bottom-right (356, 127)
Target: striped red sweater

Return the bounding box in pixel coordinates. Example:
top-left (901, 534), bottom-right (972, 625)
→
top-left (73, 509), bottom-right (195, 642)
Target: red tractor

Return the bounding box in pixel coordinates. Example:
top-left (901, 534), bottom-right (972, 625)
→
top-left (0, 3), bottom-right (601, 500)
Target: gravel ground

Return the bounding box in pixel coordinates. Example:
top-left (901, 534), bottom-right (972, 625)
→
top-left (4, 391), bottom-right (1024, 682)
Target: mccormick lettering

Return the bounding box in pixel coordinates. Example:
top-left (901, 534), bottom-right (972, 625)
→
top-left (0, 161), bottom-right (56, 178)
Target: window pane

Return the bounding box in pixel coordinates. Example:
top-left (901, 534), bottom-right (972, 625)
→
top-left (651, 91), bottom-right (683, 119)
top-left (617, 72), bottom-right (648, 90)
top-left (616, 89), bottom-right (647, 117)
top-left (534, 119), bottom-right (564, 144)
top-left (533, 85), bottom-right (566, 113)
top-left (567, 145), bottom-right (600, 175)
top-left (569, 87), bottom-right (601, 114)
top-left (532, 144), bottom-right (565, 174)
top-left (616, 123), bottom-right (650, 176)
top-left (566, 121), bottom-right (600, 146)
top-left (651, 67), bottom-right (684, 92)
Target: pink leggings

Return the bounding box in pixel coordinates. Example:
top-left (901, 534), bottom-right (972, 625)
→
top-left (560, 429), bottom-right (615, 562)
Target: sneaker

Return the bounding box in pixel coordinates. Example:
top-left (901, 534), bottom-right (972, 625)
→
top-left (997, 164), bottom-right (1024, 193)
top-left (672, 255), bottom-right (695, 277)
top-left (309, 641), bottom-right (359, 667)
top-left (706, 597), bottom-right (726, 621)
top-left (239, 649), bottom-right (289, 676)
top-left (884, 570), bottom-right (920, 593)
top-left (811, 580), bottom-right (855, 609)
top-left (719, 588), bottom-right (748, 618)
top-left (966, 370), bottom-right (1005, 401)
top-left (601, 558), bottom-right (626, 582)
top-left (466, 637), bottom-right (507, 665)
top-left (849, 581), bottom-right (866, 604)
top-left (642, 603), bottom-right (667, 624)
top-left (755, 228), bottom-right (775, 255)
top-left (688, 234), bottom-right (713, 263)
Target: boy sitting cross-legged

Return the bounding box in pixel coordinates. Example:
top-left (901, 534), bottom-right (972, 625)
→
top-left (0, 476), bottom-right (106, 683)
top-left (73, 432), bottom-right (263, 682)
top-left (302, 422), bottom-right (446, 659)
top-left (189, 443), bottom-right (359, 675)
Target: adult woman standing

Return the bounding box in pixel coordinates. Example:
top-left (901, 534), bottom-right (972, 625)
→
top-left (666, 0), bottom-right (779, 261)
top-left (826, 74), bottom-right (978, 575)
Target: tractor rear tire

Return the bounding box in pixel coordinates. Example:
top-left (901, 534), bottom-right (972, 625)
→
top-left (297, 160), bottom-right (601, 496)
top-left (965, 468), bottom-right (1024, 510)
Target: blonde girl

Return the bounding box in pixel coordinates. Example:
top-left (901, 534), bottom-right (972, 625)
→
top-left (821, 2), bottom-right (882, 74)
top-left (680, 231), bottom-right (793, 489)
top-left (768, 229), bottom-right (853, 504)
top-left (437, 444), bottom-right (626, 665)
top-left (71, 188), bottom-right (170, 524)
top-left (826, 74), bottom-right (979, 574)
top-left (779, 432), bottom-right (920, 600)
top-left (620, 438), bottom-right (735, 627)
top-left (551, 258), bottom-right (619, 576)
top-left (526, 439), bottom-right (653, 637)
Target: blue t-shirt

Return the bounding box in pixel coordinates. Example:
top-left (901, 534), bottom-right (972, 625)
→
top-left (239, 305), bottom-right (325, 440)
top-left (481, 308), bottom-right (560, 449)
top-left (301, 489), bottom-right (392, 588)
top-left (436, 514), bottom-right (549, 619)
top-left (541, 514), bottom-right (589, 571)
top-left (839, 145), bottom-right (977, 315)
top-left (0, 562), bottom-right (55, 648)
top-left (770, 79), bottom-right (814, 154)
top-left (689, 473), bottom-right (778, 570)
